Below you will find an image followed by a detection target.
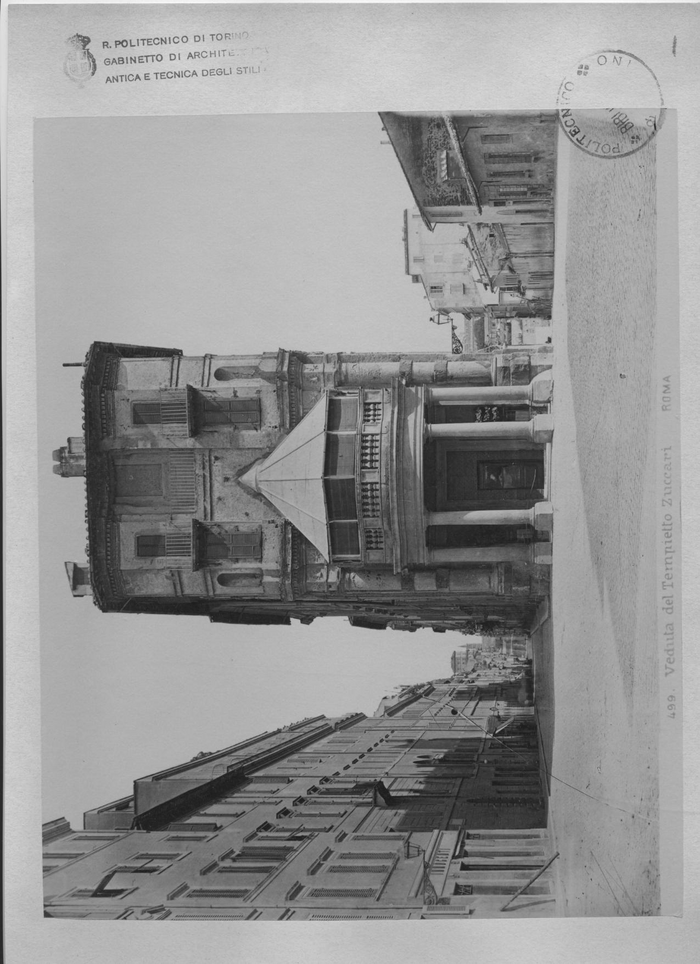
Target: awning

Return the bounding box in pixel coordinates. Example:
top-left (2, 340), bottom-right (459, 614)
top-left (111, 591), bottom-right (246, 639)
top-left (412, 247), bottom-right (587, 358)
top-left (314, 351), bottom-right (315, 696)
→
top-left (240, 395), bottom-right (330, 561)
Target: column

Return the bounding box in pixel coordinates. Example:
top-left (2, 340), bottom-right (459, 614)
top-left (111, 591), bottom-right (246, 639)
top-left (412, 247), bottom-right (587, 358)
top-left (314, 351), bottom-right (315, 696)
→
top-left (428, 385), bottom-right (532, 406)
top-left (427, 508), bottom-right (535, 527)
top-left (427, 503), bottom-right (553, 531)
top-left (425, 414), bottom-right (553, 443)
top-left (427, 545), bottom-right (534, 564)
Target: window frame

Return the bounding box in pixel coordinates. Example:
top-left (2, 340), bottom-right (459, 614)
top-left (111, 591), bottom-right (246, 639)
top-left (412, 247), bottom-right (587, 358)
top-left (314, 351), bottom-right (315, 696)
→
top-left (324, 393), bottom-right (361, 561)
top-left (193, 522), bottom-right (263, 568)
top-left (135, 527), bottom-right (193, 559)
top-left (130, 388), bottom-right (195, 435)
top-left (197, 393), bottom-right (261, 431)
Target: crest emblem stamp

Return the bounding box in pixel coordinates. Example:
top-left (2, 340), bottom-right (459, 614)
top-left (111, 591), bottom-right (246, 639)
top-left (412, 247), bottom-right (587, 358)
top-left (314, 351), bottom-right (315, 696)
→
top-left (557, 50), bottom-right (664, 158)
top-left (64, 34), bottom-right (97, 87)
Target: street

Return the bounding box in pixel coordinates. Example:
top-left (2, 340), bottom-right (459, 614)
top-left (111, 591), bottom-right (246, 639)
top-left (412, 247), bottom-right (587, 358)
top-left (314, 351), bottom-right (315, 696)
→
top-left (533, 133), bottom-right (660, 916)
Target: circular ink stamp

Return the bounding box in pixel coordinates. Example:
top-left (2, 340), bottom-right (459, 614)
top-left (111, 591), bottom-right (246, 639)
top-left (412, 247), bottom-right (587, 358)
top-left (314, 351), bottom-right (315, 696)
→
top-left (557, 50), bottom-right (664, 158)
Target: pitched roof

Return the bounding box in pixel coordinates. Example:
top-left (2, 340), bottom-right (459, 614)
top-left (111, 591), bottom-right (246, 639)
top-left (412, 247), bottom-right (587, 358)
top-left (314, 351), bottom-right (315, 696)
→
top-left (240, 394), bottom-right (330, 560)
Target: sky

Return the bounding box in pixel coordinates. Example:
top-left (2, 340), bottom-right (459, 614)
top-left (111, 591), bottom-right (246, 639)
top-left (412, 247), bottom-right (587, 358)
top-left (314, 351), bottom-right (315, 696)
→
top-left (35, 113), bottom-right (475, 829)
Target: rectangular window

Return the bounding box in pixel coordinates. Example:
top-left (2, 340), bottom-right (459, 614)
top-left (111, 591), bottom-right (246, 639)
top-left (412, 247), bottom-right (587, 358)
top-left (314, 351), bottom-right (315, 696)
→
top-left (132, 391), bottom-right (189, 427)
top-left (338, 852), bottom-right (397, 860)
top-left (481, 133), bottom-right (512, 144)
top-left (327, 397), bottom-right (358, 432)
top-left (498, 185), bottom-right (528, 196)
top-left (166, 834), bottom-right (210, 842)
top-left (307, 887), bottom-right (378, 899)
top-left (170, 911), bottom-right (255, 920)
top-left (237, 845), bottom-right (297, 861)
top-left (325, 434), bottom-right (356, 476)
top-left (167, 822), bottom-right (220, 833)
top-left (478, 461), bottom-right (544, 491)
top-left (132, 852), bottom-right (186, 861)
top-left (115, 464), bottom-right (163, 498)
top-left (488, 170), bottom-right (527, 179)
top-left (485, 152), bottom-right (534, 164)
top-left (196, 524), bottom-right (262, 563)
top-left (324, 478), bottom-right (357, 521)
top-left (44, 851), bottom-right (88, 860)
top-left (131, 402), bottom-right (161, 424)
top-left (329, 522), bottom-right (360, 557)
top-left (136, 530), bottom-right (192, 558)
top-left (184, 888), bottom-right (251, 899)
top-left (429, 284), bottom-right (444, 295)
top-left (72, 834), bottom-right (121, 842)
top-left (201, 396), bottom-right (260, 429)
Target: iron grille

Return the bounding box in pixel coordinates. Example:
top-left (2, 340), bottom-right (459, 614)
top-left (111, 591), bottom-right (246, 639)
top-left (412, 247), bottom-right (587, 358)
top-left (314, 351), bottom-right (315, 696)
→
top-left (165, 531), bottom-right (192, 556)
top-left (160, 396), bottom-right (189, 424)
top-left (168, 451), bottom-right (196, 512)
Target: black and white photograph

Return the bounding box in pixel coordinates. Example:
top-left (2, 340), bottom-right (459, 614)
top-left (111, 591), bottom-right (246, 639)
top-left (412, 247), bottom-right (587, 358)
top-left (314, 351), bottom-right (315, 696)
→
top-left (5, 3), bottom-right (699, 962)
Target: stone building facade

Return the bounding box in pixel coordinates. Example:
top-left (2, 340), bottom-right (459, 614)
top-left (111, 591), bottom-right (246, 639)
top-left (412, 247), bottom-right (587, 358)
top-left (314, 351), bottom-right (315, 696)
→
top-left (44, 677), bottom-right (557, 920)
top-left (403, 208), bottom-right (493, 319)
top-left (57, 341), bottom-right (554, 633)
top-left (404, 209), bottom-right (554, 323)
top-left (382, 112), bottom-right (556, 316)
top-left (380, 111), bottom-right (558, 228)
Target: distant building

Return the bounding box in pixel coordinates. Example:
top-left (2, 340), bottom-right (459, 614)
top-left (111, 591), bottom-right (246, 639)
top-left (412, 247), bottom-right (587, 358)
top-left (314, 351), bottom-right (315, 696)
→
top-left (383, 112), bottom-right (557, 317)
top-left (465, 224), bottom-right (554, 318)
top-left (44, 677), bottom-right (557, 920)
top-left (380, 111), bottom-right (558, 228)
top-left (403, 209), bottom-right (554, 341)
top-left (56, 341), bottom-right (555, 634)
top-left (484, 315), bottom-right (553, 351)
top-left (451, 648), bottom-right (473, 675)
top-left (403, 208), bottom-right (494, 319)
top-left (52, 437), bottom-right (86, 478)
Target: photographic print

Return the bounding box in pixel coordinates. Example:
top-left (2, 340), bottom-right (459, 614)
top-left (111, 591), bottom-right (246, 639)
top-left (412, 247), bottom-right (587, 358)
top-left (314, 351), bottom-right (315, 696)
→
top-left (5, 3), bottom-right (697, 962)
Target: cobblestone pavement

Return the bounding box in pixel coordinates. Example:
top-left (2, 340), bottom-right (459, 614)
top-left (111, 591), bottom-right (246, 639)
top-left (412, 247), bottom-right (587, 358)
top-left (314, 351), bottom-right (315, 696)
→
top-left (542, 136), bottom-right (660, 916)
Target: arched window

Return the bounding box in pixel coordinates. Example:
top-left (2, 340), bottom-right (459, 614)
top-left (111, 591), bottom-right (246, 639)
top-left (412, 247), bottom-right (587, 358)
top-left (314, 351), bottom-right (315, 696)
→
top-left (217, 571), bottom-right (263, 589)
